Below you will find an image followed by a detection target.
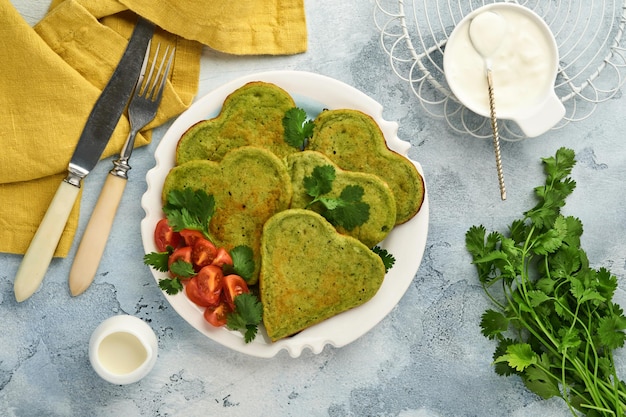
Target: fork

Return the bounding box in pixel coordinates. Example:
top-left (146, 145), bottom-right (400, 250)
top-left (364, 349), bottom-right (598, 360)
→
top-left (69, 41), bottom-right (175, 296)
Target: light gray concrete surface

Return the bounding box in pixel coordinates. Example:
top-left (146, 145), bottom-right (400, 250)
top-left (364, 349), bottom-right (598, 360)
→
top-left (2, 1), bottom-right (625, 416)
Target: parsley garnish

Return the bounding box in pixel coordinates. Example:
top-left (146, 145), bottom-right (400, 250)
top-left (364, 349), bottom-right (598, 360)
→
top-left (304, 165), bottom-right (370, 231)
top-left (227, 293), bottom-right (263, 343)
top-left (163, 189), bottom-right (215, 239)
top-left (372, 246), bottom-right (395, 272)
top-left (466, 147), bottom-right (626, 415)
top-left (283, 107), bottom-right (314, 150)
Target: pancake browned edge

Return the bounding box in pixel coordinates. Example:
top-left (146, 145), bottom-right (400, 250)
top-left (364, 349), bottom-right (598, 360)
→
top-left (307, 108), bottom-right (425, 225)
top-left (286, 150), bottom-right (396, 248)
top-left (162, 146), bottom-right (293, 285)
top-left (260, 209), bottom-right (386, 342)
top-left (175, 81), bottom-right (299, 165)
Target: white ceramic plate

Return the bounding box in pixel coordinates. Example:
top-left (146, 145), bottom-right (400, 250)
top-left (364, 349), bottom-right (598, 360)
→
top-left (140, 70), bottom-right (429, 358)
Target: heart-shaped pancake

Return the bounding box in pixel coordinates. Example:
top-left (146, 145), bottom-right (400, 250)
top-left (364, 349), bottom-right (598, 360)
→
top-left (307, 108), bottom-right (425, 225)
top-left (162, 146), bottom-right (293, 284)
top-left (260, 209), bottom-right (385, 341)
top-left (286, 150), bottom-right (396, 248)
top-left (176, 81), bottom-right (299, 165)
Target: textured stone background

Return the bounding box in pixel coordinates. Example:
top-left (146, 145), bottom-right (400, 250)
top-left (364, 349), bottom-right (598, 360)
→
top-left (2, 1), bottom-right (625, 416)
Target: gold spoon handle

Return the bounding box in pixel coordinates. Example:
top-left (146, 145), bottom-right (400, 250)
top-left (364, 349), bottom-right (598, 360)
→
top-left (487, 69), bottom-right (507, 200)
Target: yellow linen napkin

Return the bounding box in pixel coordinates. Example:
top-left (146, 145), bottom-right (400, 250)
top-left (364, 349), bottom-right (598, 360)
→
top-left (0, 0), bottom-right (307, 257)
top-left (0, 0), bottom-right (201, 257)
top-left (118, 0), bottom-right (308, 55)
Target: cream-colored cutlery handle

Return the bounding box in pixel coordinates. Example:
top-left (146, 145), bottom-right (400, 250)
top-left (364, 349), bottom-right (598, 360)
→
top-left (69, 174), bottom-right (127, 296)
top-left (14, 180), bottom-right (80, 302)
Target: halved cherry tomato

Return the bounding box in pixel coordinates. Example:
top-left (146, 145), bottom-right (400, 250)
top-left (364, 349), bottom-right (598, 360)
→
top-left (204, 301), bottom-right (231, 327)
top-left (211, 247), bottom-right (233, 267)
top-left (168, 246), bottom-right (192, 278)
top-left (192, 238), bottom-right (217, 269)
top-left (180, 229), bottom-right (205, 247)
top-left (222, 274), bottom-right (249, 308)
top-left (185, 277), bottom-right (216, 307)
top-left (154, 218), bottom-right (181, 252)
top-left (196, 265), bottom-right (223, 305)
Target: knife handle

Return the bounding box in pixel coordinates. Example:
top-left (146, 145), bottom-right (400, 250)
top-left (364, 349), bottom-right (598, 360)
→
top-left (69, 173), bottom-right (127, 296)
top-left (14, 180), bottom-right (80, 302)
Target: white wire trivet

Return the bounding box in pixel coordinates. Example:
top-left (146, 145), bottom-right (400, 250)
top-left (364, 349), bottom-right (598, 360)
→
top-left (374, 0), bottom-right (626, 140)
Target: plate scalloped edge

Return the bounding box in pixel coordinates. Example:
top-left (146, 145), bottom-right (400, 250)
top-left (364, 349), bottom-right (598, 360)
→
top-left (140, 70), bottom-right (429, 358)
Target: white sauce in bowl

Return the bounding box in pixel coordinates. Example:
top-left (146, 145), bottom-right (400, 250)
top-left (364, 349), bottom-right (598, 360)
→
top-left (444, 5), bottom-right (558, 120)
top-left (98, 332), bottom-right (148, 375)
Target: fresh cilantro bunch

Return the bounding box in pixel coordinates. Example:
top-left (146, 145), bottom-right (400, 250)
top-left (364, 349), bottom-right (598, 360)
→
top-left (304, 164), bottom-right (370, 231)
top-left (466, 147), bottom-right (626, 416)
top-left (283, 107), bottom-right (314, 150)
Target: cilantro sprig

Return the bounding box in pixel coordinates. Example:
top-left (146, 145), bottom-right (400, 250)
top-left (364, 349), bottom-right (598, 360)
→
top-left (227, 293), bottom-right (263, 343)
top-left (283, 107), bottom-right (314, 150)
top-left (224, 245), bottom-right (255, 283)
top-left (372, 246), bottom-right (395, 273)
top-left (143, 248), bottom-right (188, 295)
top-left (304, 165), bottom-right (370, 231)
top-left (163, 188), bottom-right (215, 240)
top-left (466, 147), bottom-right (626, 416)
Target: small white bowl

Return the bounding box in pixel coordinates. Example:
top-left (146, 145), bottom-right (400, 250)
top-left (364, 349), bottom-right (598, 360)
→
top-left (89, 315), bottom-right (158, 385)
top-left (443, 3), bottom-right (565, 137)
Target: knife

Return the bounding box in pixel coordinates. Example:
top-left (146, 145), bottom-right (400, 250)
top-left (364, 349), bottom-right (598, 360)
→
top-left (13, 17), bottom-right (155, 302)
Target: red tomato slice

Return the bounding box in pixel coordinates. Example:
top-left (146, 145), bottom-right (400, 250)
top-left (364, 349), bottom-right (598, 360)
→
top-left (154, 218), bottom-right (181, 252)
top-left (211, 247), bottom-right (233, 267)
top-left (195, 265), bottom-right (223, 305)
top-left (204, 301), bottom-right (231, 327)
top-left (222, 274), bottom-right (249, 308)
top-left (180, 229), bottom-right (205, 247)
top-left (192, 238), bottom-right (217, 269)
top-left (185, 277), bottom-right (215, 307)
top-left (168, 246), bottom-right (192, 278)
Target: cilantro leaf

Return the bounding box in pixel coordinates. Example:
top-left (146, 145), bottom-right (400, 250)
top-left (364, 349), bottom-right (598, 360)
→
top-left (169, 259), bottom-right (196, 279)
top-left (493, 338), bottom-right (518, 376)
top-left (225, 246), bottom-right (255, 283)
top-left (303, 165), bottom-right (370, 230)
top-left (598, 315), bottom-right (626, 349)
top-left (163, 189), bottom-right (215, 239)
top-left (144, 247), bottom-right (188, 295)
top-left (542, 147), bottom-right (576, 183)
top-left (226, 293), bottom-right (263, 343)
top-left (526, 148), bottom-right (576, 228)
top-left (158, 277), bottom-right (183, 295)
top-left (372, 246), bottom-right (395, 272)
top-left (522, 357), bottom-right (561, 400)
top-left (143, 251), bottom-right (170, 272)
top-left (304, 165), bottom-right (335, 197)
top-left (322, 189), bottom-right (370, 231)
top-left (480, 309), bottom-right (509, 340)
top-left (283, 107), bottom-right (314, 150)
top-left (495, 343), bottom-right (537, 372)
